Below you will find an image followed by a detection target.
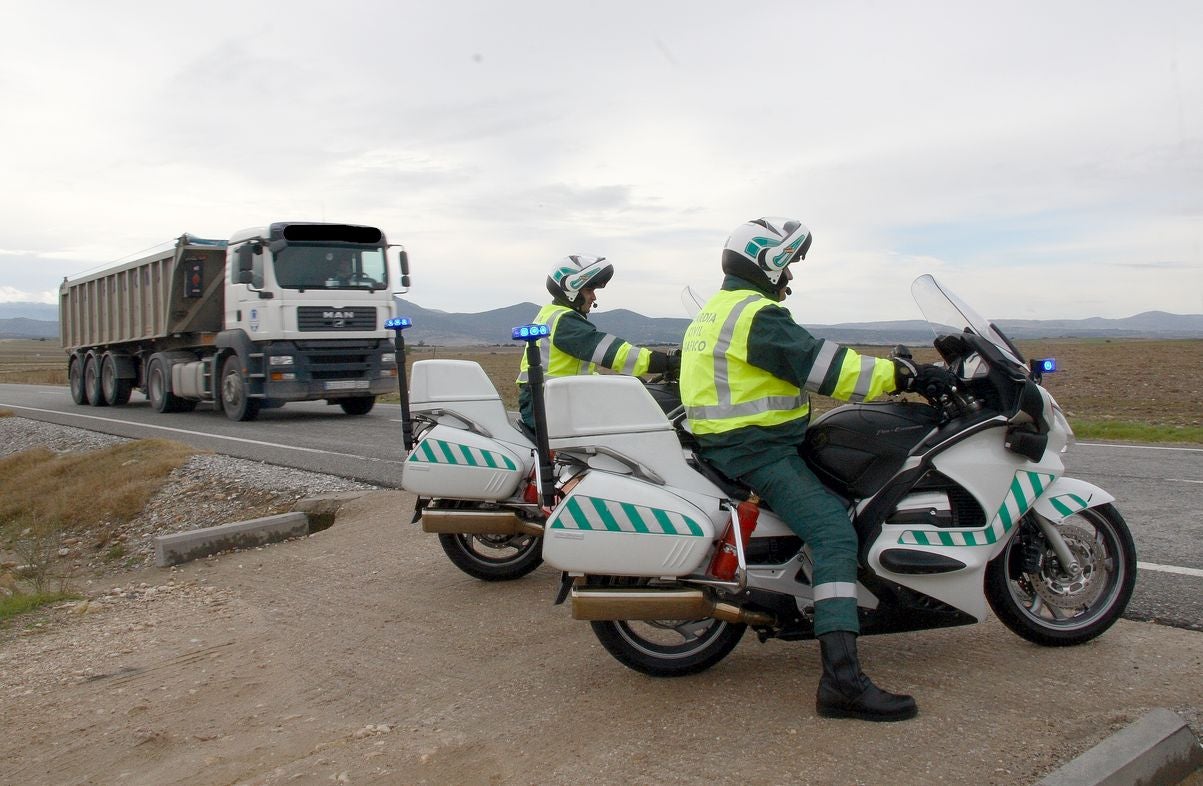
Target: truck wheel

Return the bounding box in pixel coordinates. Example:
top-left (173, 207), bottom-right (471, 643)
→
top-left (84, 354), bottom-right (107, 407)
top-left (68, 356), bottom-right (89, 405)
top-left (147, 357), bottom-right (195, 413)
top-left (101, 353), bottom-right (132, 406)
top-left (221, 357), bottom-right (261, 422)
top-left (339, 396), bottom-right (376, 416)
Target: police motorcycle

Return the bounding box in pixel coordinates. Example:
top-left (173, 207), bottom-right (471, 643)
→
top-left (388, 319), bottom-right (680, 581)
top-left (536, 274), bottom-right (1136, 676)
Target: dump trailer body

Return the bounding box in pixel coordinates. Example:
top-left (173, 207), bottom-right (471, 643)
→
top-left (60, 235), bottom-right (227, 352)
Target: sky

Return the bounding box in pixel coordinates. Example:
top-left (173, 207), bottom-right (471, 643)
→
top-left (1, 1), bottom-right (1201, 324)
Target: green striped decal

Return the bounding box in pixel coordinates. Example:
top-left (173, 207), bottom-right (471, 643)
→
top-left (406, 437), bottom-right (517, 471)
top-left (898, 470), bottom-right (1056, 547)
top-left (549, 495), bottom-right (704, 536)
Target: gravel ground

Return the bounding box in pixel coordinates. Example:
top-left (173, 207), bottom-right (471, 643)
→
top-left (0, 415), bottom-right (379, 578)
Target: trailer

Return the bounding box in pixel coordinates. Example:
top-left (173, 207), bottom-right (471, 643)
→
top-left (60, 221), bottom-right (411, 421)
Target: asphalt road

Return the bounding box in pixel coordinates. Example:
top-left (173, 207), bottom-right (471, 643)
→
top-left (2, 381), bottom-right (1201, 632)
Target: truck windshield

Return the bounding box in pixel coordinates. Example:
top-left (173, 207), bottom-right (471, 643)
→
top-left (272, 243), bottom-right (388, 290)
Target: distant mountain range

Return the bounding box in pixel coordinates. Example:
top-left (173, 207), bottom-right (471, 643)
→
top-left (4, 299), bottom-right (1203, 344)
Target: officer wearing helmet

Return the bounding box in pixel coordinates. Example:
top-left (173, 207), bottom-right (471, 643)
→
top-left (516, 255), bottom-right (675, 430)
top-left (679, 218), bottom-right (952, 723)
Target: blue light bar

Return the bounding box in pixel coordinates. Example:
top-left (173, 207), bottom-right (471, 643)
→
top-left (512, 323), bottom-right (550, 341)
top-left (1037, 358), bottom-right (1057, 373)
top-left (385, 316), bottom-right (413, 331)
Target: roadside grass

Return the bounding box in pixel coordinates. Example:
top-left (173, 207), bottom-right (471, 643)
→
top-left (0, 590), bottom-right (78, 623)
top-left (1070, 420), bottom-right (1203, 445)
top-left (0, 439), bottom-right (196, 532)
top-left (0, 439), bottom-right (197, 618)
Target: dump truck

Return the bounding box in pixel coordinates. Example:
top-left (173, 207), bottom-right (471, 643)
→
top-left (59, 221), bottom-right (411, 421)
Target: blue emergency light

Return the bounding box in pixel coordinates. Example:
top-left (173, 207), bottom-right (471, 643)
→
top-left (512, 323), bottom-right (550, 341)
top-left (1035, 358), bottom-right (1057, 374)
top-left (386, 316), bottom-right (413, 331)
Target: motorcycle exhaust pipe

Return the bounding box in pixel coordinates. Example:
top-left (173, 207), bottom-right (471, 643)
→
top-left (420, 509), bottom-right (544, 537)
top-left (570, 587), bottom-right (774, 626)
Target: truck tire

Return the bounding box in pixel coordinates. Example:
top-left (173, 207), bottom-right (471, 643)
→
top-left (68, 355), bottom-right (89, 405)
top-left (101, 353), bottom-right (132, 406)
top-left (84, 354), bottom-right (107, 407)
top-left (339, 396), bottom-right (376, 416)
top-left (221, 356), bottom-right (261, 422)
top-left (147, 356), bottom-right (195, 413)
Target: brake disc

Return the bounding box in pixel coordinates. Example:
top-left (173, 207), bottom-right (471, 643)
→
top-left (1031, 523), bottom-right (1107, 610)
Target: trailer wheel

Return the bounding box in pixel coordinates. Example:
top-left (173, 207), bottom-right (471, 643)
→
top-left (84, 354), bottom-right (107, 407)
top-left (338, 396), bottom-right (376, 416)
top-left (100, 353), bottom-right (132, 406)
top-left (221, 357), bottom-right (261, 422)
top-left (68, 356), bottom-right (89, 405)
top-left (147, 357), bottom-right (194, 413)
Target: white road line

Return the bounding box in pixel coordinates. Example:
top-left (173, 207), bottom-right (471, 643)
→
top-left (0, 403), bottom-right (404, 465)
top-left (1138, 562), bottom-right (1203, 578)
top-left (1167, 479), bottom-right (1203, 484)
top-left (1079, 442), bottom-right (1203, 453)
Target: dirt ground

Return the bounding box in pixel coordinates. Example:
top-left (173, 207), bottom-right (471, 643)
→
top-left (2, 490), bottom-right (1201, 786)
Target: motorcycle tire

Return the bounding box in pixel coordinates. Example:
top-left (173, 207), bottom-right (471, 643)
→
top-left (437, 533), bottom-right (543, 581)
top-left (586, 578), bottom-right (746, 677)
top-left (985, 504), bottom-right (1136, 647)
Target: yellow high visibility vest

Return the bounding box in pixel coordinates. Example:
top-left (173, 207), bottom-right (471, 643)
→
top-left (516, 303), bottom-right (594, 383)
top-left (680, 289), bottom-right (809, 435)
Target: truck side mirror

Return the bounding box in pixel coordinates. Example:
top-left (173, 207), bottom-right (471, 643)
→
top-left (235, 246), bottom-right (254, 284)
top-left (394, 248), bottom-right (411, 293)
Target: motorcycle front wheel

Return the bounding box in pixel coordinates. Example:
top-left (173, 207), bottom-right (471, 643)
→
top-left (437, 533), bottom-right (543, 581)
top-left (985, 504), bottom-right (1136, 646)
top-left (587, 579), bottom-right (746, 677)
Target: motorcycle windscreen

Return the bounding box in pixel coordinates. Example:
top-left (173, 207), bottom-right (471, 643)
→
top-left (401, 424), bottom-right (531, 500)
top-left (543, 472), bottom-right (717, 577)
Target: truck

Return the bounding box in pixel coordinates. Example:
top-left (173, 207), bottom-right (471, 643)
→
top-left (59, 221), bottom-right (411, 421)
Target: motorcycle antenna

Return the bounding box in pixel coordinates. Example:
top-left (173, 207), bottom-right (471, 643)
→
top-left (680, 286), bottom-right (707, 318)
top-left (385, 316), bottom-right (415, 451)
top-left (513, 323), bottom-right (556, 509)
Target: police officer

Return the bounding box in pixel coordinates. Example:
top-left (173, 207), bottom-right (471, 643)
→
top-left (516, 255), bottom-right (676, 430)
top-left (679, 218), bottom-right (951, 722)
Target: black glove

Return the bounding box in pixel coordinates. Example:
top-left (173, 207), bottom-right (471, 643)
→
top-left (894, 358), bottom-right (955, 395)
top-left (665, 350), bottom-right (682, 380)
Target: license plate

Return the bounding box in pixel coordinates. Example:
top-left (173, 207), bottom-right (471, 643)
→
top-left (324, 380), bottom-right (370, 391)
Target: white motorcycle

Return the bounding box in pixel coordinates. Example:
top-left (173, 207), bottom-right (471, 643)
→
top-left (537, 274), bottom-right (1136, 676)
top-left (391, 320), bottom-right (678, 581)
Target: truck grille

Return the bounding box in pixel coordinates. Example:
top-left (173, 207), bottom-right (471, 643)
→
top-left (297, 306), bottom-right (378, 331)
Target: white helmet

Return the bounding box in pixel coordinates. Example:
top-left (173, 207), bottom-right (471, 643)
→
top-left (721, 217), bottom-right (812, 287)
top-left (546, 255), bottom-right (614, 303)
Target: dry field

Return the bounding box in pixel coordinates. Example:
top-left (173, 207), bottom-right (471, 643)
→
top-left (401, 338), bottom-right (1203, 431)
top-left (4, 337), bottom-right (1200, 432)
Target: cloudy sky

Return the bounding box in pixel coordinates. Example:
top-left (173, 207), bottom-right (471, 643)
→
top-left (2, 1), bottom-right (1200, 324)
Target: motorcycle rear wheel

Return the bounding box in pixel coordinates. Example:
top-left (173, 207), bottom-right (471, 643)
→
top-left (437, 533), bottom-right (543, 581)
top-left (985, 504), bottom-right (1136, 646)
top-left (587, 579), bottom-right (746, 677)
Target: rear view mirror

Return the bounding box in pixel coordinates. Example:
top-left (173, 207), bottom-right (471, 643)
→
top-left (235, 245), bottom-right (255, 284)
top-left (392, 247), bottom-right (411, 293)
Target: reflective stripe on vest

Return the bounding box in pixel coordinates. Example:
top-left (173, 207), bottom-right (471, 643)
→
top-left (680, 289), bottom-right (810, 434)
top-left (515, 304), bottom-right (592, 384)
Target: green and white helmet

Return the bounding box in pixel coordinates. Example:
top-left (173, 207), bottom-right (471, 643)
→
top-left (721, 217), bottom-right (812, 288)
top-left (546, 255), bottom-right (614, 303)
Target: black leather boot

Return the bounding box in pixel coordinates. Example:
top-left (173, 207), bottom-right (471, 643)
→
top-left (816, 631), bottom-right (918, 722)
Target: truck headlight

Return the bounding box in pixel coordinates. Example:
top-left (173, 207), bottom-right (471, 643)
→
top-left (381, 352), bottom-right (396, 364)
top-left (269, 355), bottom-right (295, 366)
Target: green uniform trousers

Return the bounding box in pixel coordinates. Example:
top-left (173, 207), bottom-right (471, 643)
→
top-left (740, 453), bottom-right (860, 635)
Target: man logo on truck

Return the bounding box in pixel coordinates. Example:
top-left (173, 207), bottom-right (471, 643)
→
top-left (323, 311), bottom-right (356, 319)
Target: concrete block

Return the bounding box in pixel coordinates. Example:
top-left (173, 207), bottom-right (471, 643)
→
top-left (154, 512), bottom-right (309, 567)
top-left (1037, 707), bottom-right (1203, 786)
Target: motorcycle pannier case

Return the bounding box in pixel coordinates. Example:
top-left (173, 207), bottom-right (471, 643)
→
top-left (542, 471), bottom-right (717, 577)
top-left (402, 424), bottom-right (530, 500)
